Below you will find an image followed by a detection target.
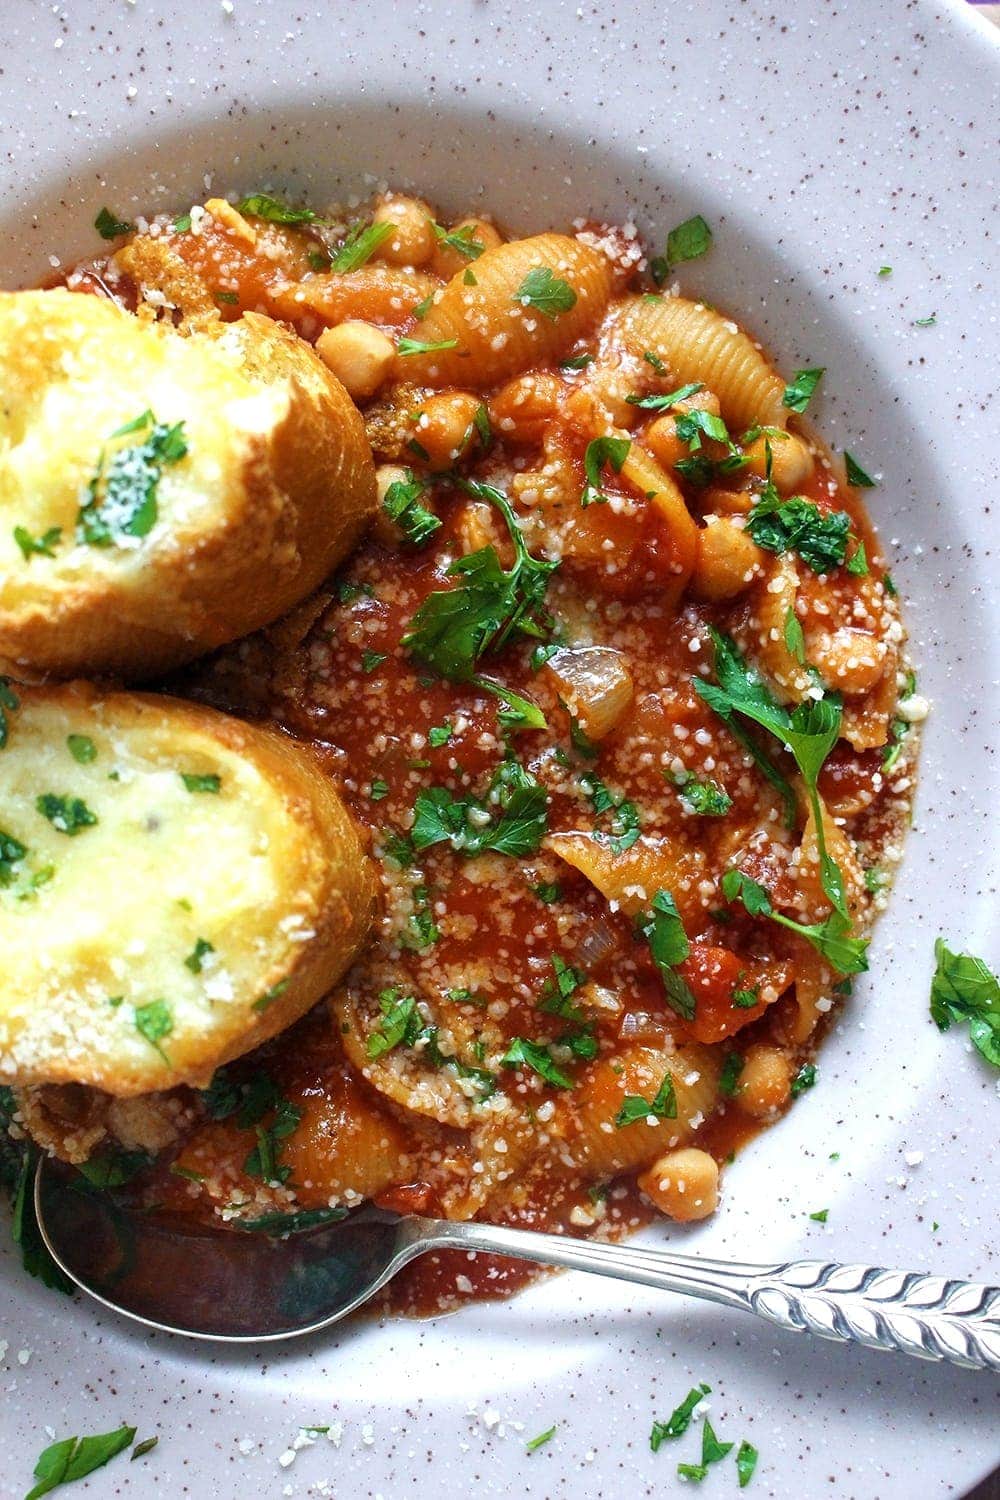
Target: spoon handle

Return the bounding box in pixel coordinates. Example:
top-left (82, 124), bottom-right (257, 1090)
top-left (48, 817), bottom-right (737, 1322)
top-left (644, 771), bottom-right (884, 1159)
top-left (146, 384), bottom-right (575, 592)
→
top-left (418, 1220), bottom-right (1000, 1371)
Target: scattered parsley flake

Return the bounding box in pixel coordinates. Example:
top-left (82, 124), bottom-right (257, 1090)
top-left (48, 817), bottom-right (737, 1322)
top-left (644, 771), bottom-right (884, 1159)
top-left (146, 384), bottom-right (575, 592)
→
top-left (638, 889), bottom-right (696, 1020)
top-left (512, 266), bottom-right (577, 319)
top-left (331, 219), bottom-right (395, 272)
top-left (930, 938), bottom-right (1000, 1068)
top-left (844, 451), bottom-right (876, 488)
top-left (809, 1208), bottom-right (829, 1222)
top-left (397, 335), bottom-right (459, 356)
top-left (581, 435), bottom-right (630, 507)
top-left (615, 1070), bottom-right (677, 1127)
top-left (184, 937), bottom-right (214, 974)
top-left (650, 1383), bottom-right (711, 1448)
top-left (791, 1061), bottom-right (818, 1096)
top-left (14, 525), bottom-right (61, 560)
top-left (665, 214), bottom-right (713, 267)
top-left (525, 1426), bottom-right (556, 1453)
top-left (781, 367), bottom-right (825, 414)
top-left (94, 207), bottom-right (134, 240)
top-left (361, 649), bottom-right (388, 673)
top-left (134, 999), bottom-right (173, 1063)
top-left (36, 794), bottom-right (97, 836)
top-left (180, 772), bottom-right (221, 794)
top-left (66, 734), bottom-right (97, 764)
top-left (237, 192), bottom-right (317, 224)
top-left (736, 1439), bottom-right (759, 1487)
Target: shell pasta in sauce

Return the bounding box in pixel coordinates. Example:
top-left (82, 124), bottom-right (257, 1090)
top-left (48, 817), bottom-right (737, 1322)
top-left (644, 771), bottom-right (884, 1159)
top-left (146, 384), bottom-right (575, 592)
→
top-left (27, 189), bottom-right (918, 1314)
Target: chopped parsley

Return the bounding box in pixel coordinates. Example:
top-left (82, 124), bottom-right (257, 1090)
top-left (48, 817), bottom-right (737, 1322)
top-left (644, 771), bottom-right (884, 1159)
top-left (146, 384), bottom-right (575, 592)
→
top-left (781, 367), bottom-right (825, 414)
top-left (184, 937), bottom-right (215, 974)
top-left (844, 451), bottom-right (876, 488)
top-left (134, 999), bottom-right (173, 1063)
top-left (367, 991), bottom-right (421, 1059)
top-left (0, 677), bottom-right (18, 749)
top-left (809, 1208), bottom-right (829, 1222)
top-left (472, 403), bottom-right (492, 450)
top-left (13, 525), bottom-right (61, 560)
top-left (397, 335), bottom-right (458, 356)
top-left (845, 539), bottom-right (869, 576)
top-left (670, 768), bottom-right (732, 817)
top-left (66, 734), bottom-right (97, 764)
top-left (244, 1095), bottom-right (302, 1186)
top-left (736, 1439), bottom-right (759, 1487)
top-left (877, 265), bottom-right (892, 277)
top-left (784, 609), bottom-right (807, 666)
top-left (77, 410), bottom-right (187, 547)
top-left (361, 649), bottom-right (388, 673)
top-left (625, 380), bottom-right (704, 412)
top-left (695, 629), bottom-right (848, 916)
top-left (252, 977), bottom-right (290, 1013)
top-left (732, 985), bottom-right (760, 1009)
top-left (580, 435), bottom-right (630, 507)
top-left (930, 938), bottom-right (1000, 1068)
top-left (746, 493), bottom-right (851, 574)
top-left (913, 313), bottom-right (937, 328)
top-left (615, 1070), bottom-right (677, 1127)
top-left (676, 1416), bottom-right (734, 1483)
top-left (403, 479), bottom-right (557, 692)
top-left (94, 207), bottom-right (135, 240)
top-left (579, 771), bottom-right (642, 853)
top-left (0, 829), bottom-right (28, 886)
top-left (718, 1052), bottom-right (744, 1097)
top-left (722, 868), bottom-right (867, 975)
top-left (331, 219), bottom-right (395, 272)
top-left (433, 222), bottom-right (485, 260)
top-left (665, 214), bottom-right (713, 268)
top-left (427, 722), bottom-right (453, 747)
top-left (525, 1425), bottom-right (556, 1452)
top-left (35, 794), bottom-right (97, 836)
top-left (76, 1148), bottom-right (151, 1189)
top-left (411, 759), bottom-right (548, 859)
top-left (501, 1036), bottom-right (574, 1089)
top-left (25, 1425), bottom-right (137, 1499)
top-left (650, 1383), bottom-right (711, 1448)
top-left (237, 192), bottom-right (317, 224)
top-left (512, 266), bottom-right (577, 319)
top-left (369, 778), bottom-right (390, 801)
top-left (180, 772), bottom-right (221, 793)
top-left (236, 1206), bottom-right (348, 1235)
top-left (560, 352), bottom-right (594, 371)
top-left (532, 881), bottom-right (562, 904)
top-left (637, 889), bottom-right (696, 1020)
top-left (791, 1062), bottom-right (818, 1096)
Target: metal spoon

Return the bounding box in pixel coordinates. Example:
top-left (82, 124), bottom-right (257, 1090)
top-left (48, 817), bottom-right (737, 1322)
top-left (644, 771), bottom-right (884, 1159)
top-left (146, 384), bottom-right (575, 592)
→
top-left (35, 1158), bottom-right (999, 1368)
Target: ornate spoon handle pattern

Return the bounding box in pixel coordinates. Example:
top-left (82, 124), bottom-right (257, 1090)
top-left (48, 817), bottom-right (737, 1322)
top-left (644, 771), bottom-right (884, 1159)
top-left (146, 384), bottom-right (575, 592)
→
top-left (422, 1220), bottom-right (1000, 1372)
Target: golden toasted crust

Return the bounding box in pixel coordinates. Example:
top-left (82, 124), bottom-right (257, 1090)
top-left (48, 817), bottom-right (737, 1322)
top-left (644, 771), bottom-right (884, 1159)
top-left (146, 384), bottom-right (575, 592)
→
top-left (0, 290), bottom-right (376, 679)
top-left (0, 682), bottom-right (377, 1094)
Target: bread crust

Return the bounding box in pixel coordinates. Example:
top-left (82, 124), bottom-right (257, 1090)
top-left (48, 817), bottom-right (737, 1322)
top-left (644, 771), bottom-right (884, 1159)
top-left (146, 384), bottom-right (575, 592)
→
top-left (0, 682), bottom-right (377, 1094)
top-left (0, 290), bottom-right (376, 679)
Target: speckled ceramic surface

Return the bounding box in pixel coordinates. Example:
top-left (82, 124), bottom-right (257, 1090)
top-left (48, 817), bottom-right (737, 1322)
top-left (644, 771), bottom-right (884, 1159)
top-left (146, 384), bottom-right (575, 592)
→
top-left (1, 1), bottom-right (998, 1495)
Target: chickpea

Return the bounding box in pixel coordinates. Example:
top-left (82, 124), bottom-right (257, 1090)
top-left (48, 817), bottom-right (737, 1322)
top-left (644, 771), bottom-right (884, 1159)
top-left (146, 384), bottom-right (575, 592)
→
top-left (412, 391), bottom-right (482, 470)
top-left (690, 517), bottom-right (765, 601)
top-left (638, 1148), bottom-right (719, 1222)
top-left (735, 1044), bottom-right (794, 1117)
top-left (429, 216), bottom-right (503, 280)
top-left (643, 389), bottom-right (722, 470)
top-left (489, 372), bottom-right (563, 447)
top-left (743, 430), bottom-right (815, 491)
top-left (371, 195), bottom-right (437, 267)
top-left (315, 321), bottom-right (395, 402)
top-left (372, 462), bottom-right (438, 549)
top-left (810, 627), bottom-right (888, 696)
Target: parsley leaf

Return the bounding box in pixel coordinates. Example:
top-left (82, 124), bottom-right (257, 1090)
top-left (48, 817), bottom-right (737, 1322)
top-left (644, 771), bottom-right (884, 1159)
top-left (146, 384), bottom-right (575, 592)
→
top-left (718, 1052), bottom-right (744, 1097)
top-left (581, 435), bottom-right (630, 507)
top-left (433, 222), bottom-right (485, 260)
top-left (502, 1036), bottom-right (574, 1089)
top-left (784, 609), bottom-right (807, 666)
top-left (650, 1383), bottom-right (711, 1448)
top-left (0, 829), bottom-right (27, 886)
top-left (781, 368), bottom-right (825, 414)
top-left (13, 525), bottom-right (61, 560)
top-left (721, 868), bottom-right (868, 975)
top-left (637, 889), bottom-right (696, 1020)
top-left (397, 336), bottom-right (458, 356)
top-left (791, 1061), bottom-right (818, 1096)
top-left (844, 451), bottom-right (876, 488)
top-left (525, 1425), bottom-right (556, 1452)
top-left (746, 493), bottom-right (851, 574)
top-left (184, 937), bottom-right (214, 974)
top-left (244, 1095), bottom-right (301, 1184)
top-left (77, 411), bottom-right (187, 547)
top-left (694, 630), bottom-right (847, 916)
top-left (134, 999), bottom-right (173, 1063)
top-left (665, 215), bottom-right (713, 267)
top-left (411, 759), bottom-right (548, 859)
top-left (66, 734), bottom-right (97, 764)
top-left (513, 266), bottom-right (577, 319)
top-left (929, 938), bottom-right (1000, 1068)
top-left (700, 1418), bottom-right (734, 1467)
top-left (26, 1425), bottom-right (137, 1499)
top-left (0, 677), bottom-right (19, 749)
top-left (403, 479), bottom-right (557, 682)
top-left (94, 207), bottom-right (134, 240)
top-left (736, 1439), bottom-right (759, 1487)
top-left (35, 794), bottom-right (97, 836)
top-left (180, 772), bottom-right (221, 793)
top-left (625, 380), bottom-right (704, 411)
top-left (366, 989), bottom-right (421, 1059)
top-left (615, 1070), bottom-right (677, 1127)
top-left (331, 219), bottom-right (395, 272)
top-left (579, 772), bottom-right (642, 853)
top-left (670, 769), bottom-right (732, 817)
top-left (237, 192), bottom-right (317, 224)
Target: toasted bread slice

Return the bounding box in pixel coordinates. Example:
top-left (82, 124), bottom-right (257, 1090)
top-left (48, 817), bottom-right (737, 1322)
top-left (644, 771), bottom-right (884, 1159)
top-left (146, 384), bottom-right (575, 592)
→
top-left (0, 682), bottom-right (377, 1094)
top-left (0, 289), bottom-right (376, 678)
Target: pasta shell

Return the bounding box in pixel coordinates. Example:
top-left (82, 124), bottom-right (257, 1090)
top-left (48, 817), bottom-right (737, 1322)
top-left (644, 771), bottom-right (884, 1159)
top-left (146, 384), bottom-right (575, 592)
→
top-left (395, 233), bottom-right (613, 387)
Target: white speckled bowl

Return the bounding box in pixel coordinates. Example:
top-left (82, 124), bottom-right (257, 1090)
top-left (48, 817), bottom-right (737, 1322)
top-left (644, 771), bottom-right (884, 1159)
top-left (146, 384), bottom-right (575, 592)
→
top-left (2, 1), bottom-right (998, 1495)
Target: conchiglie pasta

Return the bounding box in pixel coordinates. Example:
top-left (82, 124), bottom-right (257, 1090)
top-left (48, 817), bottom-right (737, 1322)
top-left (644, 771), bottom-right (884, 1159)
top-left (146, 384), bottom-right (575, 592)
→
top-left (551, 1042), bottom-right (721, 1179)
top-left (545, 832), bottom-right (708, 927)
top-left (617, 294), bottom-right (788, 432)
top-left (619, 440), bottom-right (699, 603)
top-left (395, 233), bottom-right (614, 387)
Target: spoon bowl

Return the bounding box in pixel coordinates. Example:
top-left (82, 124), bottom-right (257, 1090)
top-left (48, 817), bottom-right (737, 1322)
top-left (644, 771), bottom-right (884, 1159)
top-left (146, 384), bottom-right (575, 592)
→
top-left (35, 1157), bottom-right (1000, 1368)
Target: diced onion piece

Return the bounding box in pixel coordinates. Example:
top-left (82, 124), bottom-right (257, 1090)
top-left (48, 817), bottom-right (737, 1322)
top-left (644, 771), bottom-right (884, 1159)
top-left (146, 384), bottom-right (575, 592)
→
top-left (544, 645), bottom-right (634, 741)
